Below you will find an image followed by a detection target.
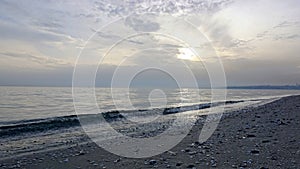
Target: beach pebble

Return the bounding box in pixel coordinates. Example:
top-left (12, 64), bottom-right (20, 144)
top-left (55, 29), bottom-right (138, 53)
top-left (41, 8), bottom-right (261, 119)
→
top-left (186, 164), bottom-right (195, 168)
top-left (161, 158), bottom-right (167, 162)
top-left (261, 140), bottom-right (270, 143)
top-left (148, 160), bottom-right (157, 165)
top-left (246, 134), bottom-right (256, 138)
top-left (182, 148), bottom-right (191, 152)
top-left (114, 158), bottom-right (121, 163)
top-left (203, 145), bottom-right (210, 150)
top-left (188, 151), bottom-right (197, 155)
top-left (167, 151), bottom-right (177, 156)
top-left (271, 156), bottom-right (277, 160)
top-left (75, 150), bottom-right (85, 156)
top-left (239, 162), bottom-right (247, 167)
top-left (176, 162), bottom-right (183, 166)
top-left (277, 120), bottom-right (286, 125)
top-left (250, 149), bottom-right (260, 155)
top-left (194, 141), bottom-right (201, 145)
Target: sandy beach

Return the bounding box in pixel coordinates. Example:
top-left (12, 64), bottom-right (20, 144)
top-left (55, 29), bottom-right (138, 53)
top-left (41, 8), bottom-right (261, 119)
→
top-left (1, 95), bottom-right (299, 169)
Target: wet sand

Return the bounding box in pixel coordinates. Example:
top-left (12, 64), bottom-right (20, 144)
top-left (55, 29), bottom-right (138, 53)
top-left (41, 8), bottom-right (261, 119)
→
top-left (1, 95), bottom-right (299, 169)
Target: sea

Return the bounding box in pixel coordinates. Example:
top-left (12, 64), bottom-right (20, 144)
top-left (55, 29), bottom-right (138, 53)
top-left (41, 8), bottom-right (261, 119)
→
top-left (0, 86), bottom-right (299, 158)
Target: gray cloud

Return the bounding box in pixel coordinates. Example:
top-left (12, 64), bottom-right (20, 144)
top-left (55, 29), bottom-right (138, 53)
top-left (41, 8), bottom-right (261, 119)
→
top-left (273, 21), bottom-right (300, 29)
top-left (90, 28), bottom-right (145, 46)
top-left (93, 0), bottom-right (233, 17)
top-left (126, 49), bottom-right (177, 66)
top-left (274, 34), bottom-right (300, 41)
top-left (32, 21), bottom-right (64, 35)
top-left (0, 66), bottom-right (73, 87)
top-left (190, 15), bottom-right (254, 58)
top-left (223, 58), bottom-right (300, 85)
top-left (0, 22), bottom-right (63, 42)
top-left (0, 51), bottom-right (70, 67)
top-left (94, 30), bottom-right (121, 39)
top-left (159, 44), bottom-right (183, 49)
top-left (125, 16), bottom-right (160, 32)
top-left (255, 20), bottom-right (300, 42)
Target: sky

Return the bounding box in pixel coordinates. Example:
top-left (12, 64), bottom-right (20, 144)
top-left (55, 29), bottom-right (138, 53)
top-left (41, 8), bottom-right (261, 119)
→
top-left (0, 0), bottom-right (299, 87)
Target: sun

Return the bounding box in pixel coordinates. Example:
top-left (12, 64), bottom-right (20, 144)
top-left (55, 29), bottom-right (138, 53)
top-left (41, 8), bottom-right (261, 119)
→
top-left (176, 48), bottom-right (200, 62)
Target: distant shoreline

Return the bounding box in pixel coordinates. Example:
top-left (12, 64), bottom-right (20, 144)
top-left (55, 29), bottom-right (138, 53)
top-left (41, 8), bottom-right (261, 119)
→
top-left (0, 85), bottom-right (300, 90)
top-left (227, 85), bottom-right (300, 90)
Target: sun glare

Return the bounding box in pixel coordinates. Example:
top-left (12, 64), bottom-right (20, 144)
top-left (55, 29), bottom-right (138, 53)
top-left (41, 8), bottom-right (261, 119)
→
top-left (176, 48), bottom-right (200, 62)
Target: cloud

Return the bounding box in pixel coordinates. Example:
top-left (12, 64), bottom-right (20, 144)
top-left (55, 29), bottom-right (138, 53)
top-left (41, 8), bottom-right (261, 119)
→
top-left (254, 20), bottom-right (300, 42)
top-left (273, 21), bottom-right (300, 29)
top-left (94, 30), bottom-right (121, 39)
top-left (0, 0), bottom-right (93, 40)
top-left (125, 16), bottom-right (160, 32)
top-left (159, 44), bottom-right (183, 48)
top-left (274, 34), bottom-right (300, 41)
top-left (126, 49), bottom-right (177, 66)
top-left (32, 21), bottom-right (64, 35)
top-left (223, 58), bottom-right (300, 85)
top-left (0, 65), bottom-right (73, 86)
top-left (91, 0), bottom-right (233, 17)
top-left (189, 15), bottom-right (254, 59)
top-left (0, 51), bottom-right (70, 68)
top-left (91, 28), bottom-right (144, 45)
top-left (0, 22), bottom-right (65, 43)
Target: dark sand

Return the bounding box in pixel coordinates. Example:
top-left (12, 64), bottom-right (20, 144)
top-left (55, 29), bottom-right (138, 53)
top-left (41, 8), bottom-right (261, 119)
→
top-left (1, 95), bottom-right (299, 169)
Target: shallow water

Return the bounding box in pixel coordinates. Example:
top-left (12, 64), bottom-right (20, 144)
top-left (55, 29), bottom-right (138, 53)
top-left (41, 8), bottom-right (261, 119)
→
top-left (0, 86), bottom-right (299, 123)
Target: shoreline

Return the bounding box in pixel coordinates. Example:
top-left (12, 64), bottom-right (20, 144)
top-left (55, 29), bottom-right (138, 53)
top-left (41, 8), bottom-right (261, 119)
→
top-left (1, 95), bottom-right (300, 168)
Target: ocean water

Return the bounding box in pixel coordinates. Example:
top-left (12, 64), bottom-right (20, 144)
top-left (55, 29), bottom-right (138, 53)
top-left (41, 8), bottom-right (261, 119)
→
top-left (0, 86), bottom-right (299, 158)
top-left (0, 86), bottom-right (299, 124)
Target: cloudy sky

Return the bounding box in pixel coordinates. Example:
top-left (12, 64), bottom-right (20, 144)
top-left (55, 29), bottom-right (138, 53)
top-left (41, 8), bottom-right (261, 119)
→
top-left (0, 0), bottom-right (299, 87)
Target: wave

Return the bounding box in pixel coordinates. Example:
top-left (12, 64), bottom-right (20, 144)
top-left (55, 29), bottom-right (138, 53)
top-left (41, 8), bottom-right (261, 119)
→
top-left (0, 115), bottom-right (80, 138)
top-left (0, 100), bottom-right (243, 138)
